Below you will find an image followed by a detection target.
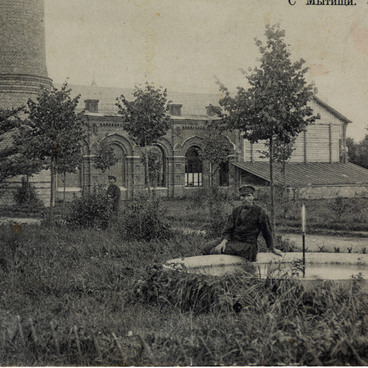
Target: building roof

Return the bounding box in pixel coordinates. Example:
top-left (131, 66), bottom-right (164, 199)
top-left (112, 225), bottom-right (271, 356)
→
top-left (57, 83), bottom-right (222, 117)
top-left (57, 84), bottom-right (353, 125)
top-left (56, 84), bottom-right (354, 129)
top-left (312, 95), bottom-right (352, 125)
top-left (233, 161), bottom-right (368, 187)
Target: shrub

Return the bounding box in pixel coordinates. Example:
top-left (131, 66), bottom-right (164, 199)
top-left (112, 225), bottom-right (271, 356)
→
top-left (65, 185), bottom-right (113, 228)
top-left (202, 185), bottom-right (234, 238)
top-left (118, 198), bottom-right (172, 241)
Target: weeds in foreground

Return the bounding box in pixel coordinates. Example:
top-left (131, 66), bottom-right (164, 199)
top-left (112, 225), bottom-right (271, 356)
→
top-left (1, 224), bottom-right (368, 366)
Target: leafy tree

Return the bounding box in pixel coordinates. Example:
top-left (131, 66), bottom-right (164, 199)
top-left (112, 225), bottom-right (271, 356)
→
top-left (346, 137), bottom-right (357, 163)
top-left (216, 24), bottom-right (319, 229)
top-left (94, 141), bottom-right (118, 173)
top-left (116, 82), bottom-right (171, 196)
top-left (141, 147), bottom-right (163, 188)
top-left (0, 107), bottom-right (43, 198)
top-left (260, 136), bottom-right (297, 187)
top-left (18, 83), bottom-right (85, 220)
top-left (200, 120), bottom-right (229, 188)
top-left (57, 148), bottom-right (84, 212)
top-left (347, 135), bottom-right (368, 169)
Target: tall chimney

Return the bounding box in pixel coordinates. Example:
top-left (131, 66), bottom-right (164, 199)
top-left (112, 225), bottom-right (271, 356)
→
top-left (0, 0), bottom-right (52, 109)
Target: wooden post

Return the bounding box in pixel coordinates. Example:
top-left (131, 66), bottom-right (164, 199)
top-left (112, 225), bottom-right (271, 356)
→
top-left (302, 203), bottom-right (306, 278)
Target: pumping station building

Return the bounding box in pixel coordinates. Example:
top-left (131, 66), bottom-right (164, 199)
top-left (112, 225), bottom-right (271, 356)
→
top-left (2, 0), bottom-right (368, 206)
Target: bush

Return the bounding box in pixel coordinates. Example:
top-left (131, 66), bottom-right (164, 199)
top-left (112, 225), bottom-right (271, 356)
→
top-left (202, 185), bottom-right (235, 238)
top-left (65, 185), bottom-right (113, 228)
top-left (118, 198), bottom-right (172, 241)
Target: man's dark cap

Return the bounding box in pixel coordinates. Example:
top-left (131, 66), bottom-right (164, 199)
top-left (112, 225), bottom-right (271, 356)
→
top-left (108, 175), bottom-right (117, 181)
top-left (239, 185), bottom-right (255, 195)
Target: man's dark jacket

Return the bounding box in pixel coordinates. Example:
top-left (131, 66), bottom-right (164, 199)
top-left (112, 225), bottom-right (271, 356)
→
top-left (106, 184), bottom-right (120, 212)
top-left (221, 203), bottom-right (274, 261)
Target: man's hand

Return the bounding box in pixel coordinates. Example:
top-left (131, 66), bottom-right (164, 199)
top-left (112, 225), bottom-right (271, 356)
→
top-left (270, 247), bottom-right (283, 257)
top-left (213, 240), bottom-right (228, 254)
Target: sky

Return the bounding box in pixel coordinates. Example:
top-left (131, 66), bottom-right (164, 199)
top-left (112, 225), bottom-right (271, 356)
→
top-left (44, 0), bottom-right (368, 141)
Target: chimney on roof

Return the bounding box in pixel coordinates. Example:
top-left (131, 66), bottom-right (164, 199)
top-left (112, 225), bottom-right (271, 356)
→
top-left (84, 99), bottom-right (99, 113)
top-left (168, 103), bottom-right (182, 116)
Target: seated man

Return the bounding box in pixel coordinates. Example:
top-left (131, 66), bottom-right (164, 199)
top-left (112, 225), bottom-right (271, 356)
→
top-left (202, 185), bottom-right (282, 261)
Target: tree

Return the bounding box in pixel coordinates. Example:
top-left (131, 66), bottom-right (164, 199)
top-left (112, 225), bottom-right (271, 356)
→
top-left (347, 135), bottom-right (368, 169)
top-left (0, 107), bottom-right (43, 198)
top-left (141, 148), bottom-right (163, 188)
top-left (216, 24), bottom-right (319, 230)
top-left (94, 141), bottom-right (118, 173)
top-left (18, 83), bottom-right (85, 220)
top-left (200, 120), bottom-right (229, 188)
top-left (199, 119), bottom-right (230, 235)
top-left (116, 82), bottom-right (171, 196)
top-left (346, 137), bottom-right (357, 164)
top-left (56, 148), bottom-right (84, 212)
top-left (260, 136), bottom-right (297, 187)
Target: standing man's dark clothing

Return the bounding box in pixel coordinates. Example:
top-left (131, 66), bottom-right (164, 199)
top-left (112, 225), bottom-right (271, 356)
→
top-left (202, 185), bottom-right (280, 262)
top-left (107, 176), bottom-right (121, 213)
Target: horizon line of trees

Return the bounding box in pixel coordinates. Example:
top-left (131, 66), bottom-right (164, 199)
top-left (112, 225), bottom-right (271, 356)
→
top-left (346, 135), bottom-right (368, 169)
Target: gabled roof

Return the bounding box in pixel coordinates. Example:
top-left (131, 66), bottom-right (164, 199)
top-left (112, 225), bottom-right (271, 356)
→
top-left (312, 95), bottom-right (352, 125)
top-left (233, 162), bottom-right (368, 187)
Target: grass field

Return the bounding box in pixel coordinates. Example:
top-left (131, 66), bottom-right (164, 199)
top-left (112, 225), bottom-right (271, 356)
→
top-left (1, 196), bottom-right (368, 365)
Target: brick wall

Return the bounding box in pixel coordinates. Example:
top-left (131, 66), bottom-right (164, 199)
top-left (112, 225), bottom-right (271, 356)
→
top-left (0, 0), bottom-right (52, 109)
top-left (0, 0), bottom-right (48, 76)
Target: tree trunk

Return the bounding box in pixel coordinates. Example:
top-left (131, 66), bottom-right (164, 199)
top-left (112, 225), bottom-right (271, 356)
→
top-left (144, 142), bottom-right (151, 198)
top-left (50, 159), bottom-right (55, 221)
top-left (209, 162), bottom-right (213, 188)
top-left (63, 172), bottom-right (66, 214)
top-left (25, 175), bottom-right (30, 203)
top-left (269, 136), bottom-right (275, 232)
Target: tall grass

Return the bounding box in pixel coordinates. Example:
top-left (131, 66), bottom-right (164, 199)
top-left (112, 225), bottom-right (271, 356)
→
top-left (1, 221), bottom-right (368, 365)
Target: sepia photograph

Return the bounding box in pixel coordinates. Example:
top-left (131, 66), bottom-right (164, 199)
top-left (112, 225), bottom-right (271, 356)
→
top-left (1, 0), bottom-right (368, 365)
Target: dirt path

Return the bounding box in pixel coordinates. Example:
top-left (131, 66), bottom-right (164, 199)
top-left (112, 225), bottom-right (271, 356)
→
top-left (283, 233), bottom-right (368, 253)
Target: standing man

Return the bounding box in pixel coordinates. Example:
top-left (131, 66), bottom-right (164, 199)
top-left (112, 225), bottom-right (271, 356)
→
top-left (106, 175), bottom-right (121, 213)
top-left (202, 185), bottom-right (282, 261)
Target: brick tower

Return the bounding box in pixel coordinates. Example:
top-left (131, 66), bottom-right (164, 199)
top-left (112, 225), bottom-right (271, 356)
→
top-left (0, 0), bottom-right (52, 109)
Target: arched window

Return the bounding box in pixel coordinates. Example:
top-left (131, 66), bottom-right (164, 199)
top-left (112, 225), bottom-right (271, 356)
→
top-left (219, 160), bottom-right (229, 186)
top-left (185, 146), bottom-right (203, 187)
top-left (219, 149), bottom-right (230, 186)
top-left (106, 144), bottom-right (127, 187)
top-left (148, 145), bottom-right (166, 187)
